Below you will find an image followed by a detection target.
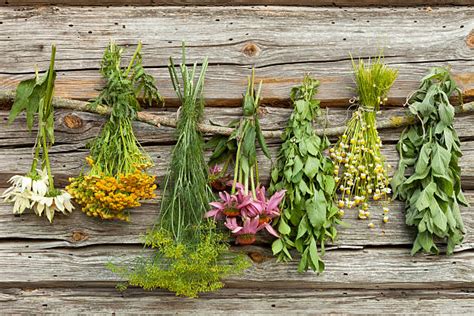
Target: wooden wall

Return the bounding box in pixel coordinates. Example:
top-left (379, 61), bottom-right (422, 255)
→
top-left (0, 3), bottom-right (473, 314)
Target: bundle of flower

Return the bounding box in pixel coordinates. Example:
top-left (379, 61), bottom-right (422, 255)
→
top-left (2, 46), bottom-right (74, 222)
top-left (330, 55), bottom-right (397, 226)
top-left (269, 76), bottom-right (342, 273)
top-left (206, 70), bottom-right (286, 244)
top-left (392, 68), bottom-right (469, 255)
top-left (67, 42), bottom-right (160, 221)
top-left (108, 46), bottom-right (249, 298)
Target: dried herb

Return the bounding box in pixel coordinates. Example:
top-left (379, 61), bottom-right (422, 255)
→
top-left (107, 221), bottom-right (250, 298)
top-left (109, 45), bottom-right (249, 298)
top-left (206, 70), bottom-right (284, 245)
top-left (67, 42), bottom-right (159, 221)
top-left (392, 67), bottom-right (468, 255)
top-left (157, 45), bottom-right (212, 241)
top-left (330, 55), bottom-right (397, 226)
top-left (269, 76), bottom-right (341, 273)
top-left (2, 45), bottom-right (74, 222)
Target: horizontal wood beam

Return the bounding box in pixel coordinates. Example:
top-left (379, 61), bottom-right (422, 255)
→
top-left (0, 287), bottom-right (473, 314)
top-left (0, 6), bottom-right (472, 106)
top-left (3, 1), bottom-right (474, 7)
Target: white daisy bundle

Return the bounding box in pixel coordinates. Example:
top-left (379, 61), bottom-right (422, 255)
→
top-left (1, 45), bottom-right (73, 222)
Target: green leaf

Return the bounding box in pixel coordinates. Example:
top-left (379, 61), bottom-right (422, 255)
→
top-left (293, 156), bottom-right (304, 176)
top-left (432, 143), bottom-right (450, 177)
top-left (308, 237), bottom-right (320, 271)
top-left (306, 137), bottom-right (320, 156)
top-left (278, 219), bottom-right (292, 235)
top-left (272, 239), bottom-right (284, 255)
top-left (303, 156), bottom-right (320, 179)
top-left (306, 191), bottom-right (326, 228)
top-left (8, 78), bottom-right (36, 128)
top-left (296, 216), bottom-right (308, 239)
top-left (438, 100), bottom-right (454, 125)
top-left (255, 118), bottom-right (271, 159)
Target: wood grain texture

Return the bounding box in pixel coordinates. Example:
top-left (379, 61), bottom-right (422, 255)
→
top-left (0, 242), bottom-right (473, 289)
top-left (2, 137), bottom-right (474, 189)
top-left (1, 192), bottom-right (473, 249)
top-left (0, 6), bottom-right (473, 106)
top-left (0, 288), bottom-right (473, 315)
top-left (3, 0), bottom-right (474, 7)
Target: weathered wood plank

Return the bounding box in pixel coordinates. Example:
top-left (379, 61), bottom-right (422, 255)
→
top-left (1, 108), bottom-right (474, 148)
top-left (0, 242), bottom-right (472, 290)
top-left (1, 141), bottom-right (474, 189)
top-left (0, 6), bottom-right (473, 106)
top-left (0, 287), bottom-right (473, 314)
top-left (4, 0), bottom-right (474, 7)
top-left (0, 192), bottom-right (472, 249)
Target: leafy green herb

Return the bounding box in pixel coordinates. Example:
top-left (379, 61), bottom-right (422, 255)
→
top-left (330, 55), bottom-right (397, 226)
top-left (392, 67), bottom-right (468, 255)
top-left (88, 41), bottom-right (162, 176)
top-left (270, 76), bottom-right (342, 273)
top-left (67, 42), bottom-right (159, 221)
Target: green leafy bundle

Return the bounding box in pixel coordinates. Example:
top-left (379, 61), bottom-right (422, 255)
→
top-left (207, 69), bottom-right (270, 195)
top-left (107, 222), bottom-right (249, 298)
top-left (3, 45), bottom-right (74, 222)
top-left (158, 46), bottom-right (213, 241)
top-left (392, 67), bottom-right (468, 255)
top-left (67, 42), bottom-right (160, 221)
top-left (88, 41), bottom-right (162, 176)
top-left (269, 76), bottom-right (341, 273)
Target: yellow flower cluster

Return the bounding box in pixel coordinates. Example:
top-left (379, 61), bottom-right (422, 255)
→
top-left (330, 110), bottom-right (391, 224)
top-left (67, 167), bottom-right (156, 221)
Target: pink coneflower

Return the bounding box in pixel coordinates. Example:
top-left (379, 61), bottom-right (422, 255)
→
top-left (256, 186), bottom-right (286, 224)
top-left (224, 216), bottom-right (280, 245)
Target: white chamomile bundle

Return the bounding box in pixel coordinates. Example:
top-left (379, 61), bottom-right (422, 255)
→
top-left (330, 55), bottom-right (397, 226)
top-left (2, 45), bottom-right (74, 222)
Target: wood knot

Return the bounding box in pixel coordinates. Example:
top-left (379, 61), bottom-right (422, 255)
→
top-left (63, 113), bottom-right (83, 129)
top-left (71, 231), bottom-right (88, 242)
top-left (466, 30), bottom-right (474, 49)
top-left (242, 42), bottom-right (261, 58)
top-left (248, 251), bottom-right (266, 263)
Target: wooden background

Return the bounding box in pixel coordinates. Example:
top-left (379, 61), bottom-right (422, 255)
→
top-left (0, 2), bottom-right (473, 314)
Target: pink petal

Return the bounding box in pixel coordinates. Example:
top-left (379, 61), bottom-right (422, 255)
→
top-left (263, 223), bottom-right (280, 238)
top-left (209, 202), bottom-right (225, 210)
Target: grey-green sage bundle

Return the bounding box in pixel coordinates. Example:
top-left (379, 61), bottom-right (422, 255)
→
top-left (391, 67), bottom-right (469, 255)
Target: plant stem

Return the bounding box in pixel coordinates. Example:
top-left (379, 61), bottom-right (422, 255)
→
top-left (124, 41), bottom-right (142, 78)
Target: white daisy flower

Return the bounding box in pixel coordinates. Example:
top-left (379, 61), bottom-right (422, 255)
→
top-left (2, 189), bottom-right (33, 215)
top-left (32, 190), bottom-right (74, 223)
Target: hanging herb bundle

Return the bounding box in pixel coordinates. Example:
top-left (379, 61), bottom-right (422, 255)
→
top-left (330, 56), bottom-right (397, 226)
top-left (206, 70), bottom-right (285, 245)
top-left (2, 45), bottom-right (74, 222)
top-left (269, 76), bottom-right (342, 273)
top-left (67, 42), bottom-right (160, 221)
top-left (392, 67), bottom-right (468, 255)
top-left (108, 46), bottom-right (249, 298)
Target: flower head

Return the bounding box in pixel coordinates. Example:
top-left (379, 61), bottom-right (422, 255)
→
top-left (32, 190), bottom-right (74, 223)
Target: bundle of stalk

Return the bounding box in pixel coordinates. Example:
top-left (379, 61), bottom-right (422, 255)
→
top-left (330, 56), bottom-right (398, 227)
